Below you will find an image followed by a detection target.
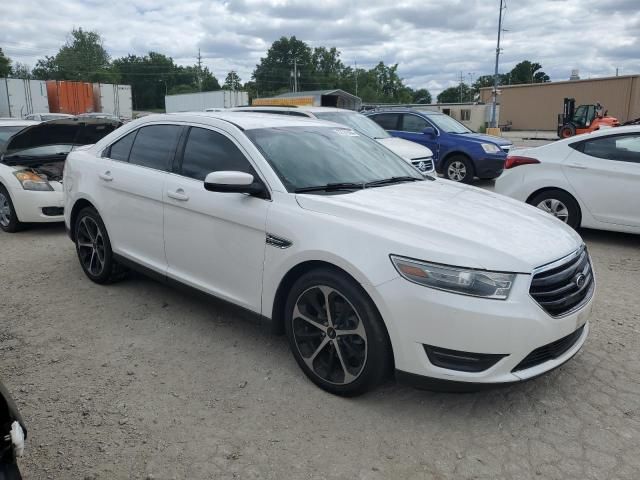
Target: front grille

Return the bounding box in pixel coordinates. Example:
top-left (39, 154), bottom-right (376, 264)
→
top-left (42, 207), bottom-right (64, 216)
top-left (411, 157), bottom-right (434, 173)
top-left (512, 325), bottom-right (585, 372)
top-left (529, 247), bottom-right (594, 317)
top-left (500, 145), bottom-right (511, 152)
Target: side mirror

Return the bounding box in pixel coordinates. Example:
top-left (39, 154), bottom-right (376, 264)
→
top-left (204, 171), bottom-right (268, 198)
top-left (422, 126), bottom-right (436, 137)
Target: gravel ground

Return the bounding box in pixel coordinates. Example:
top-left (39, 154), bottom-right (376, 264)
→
top-left (1, 223), bottom-right (639, 480)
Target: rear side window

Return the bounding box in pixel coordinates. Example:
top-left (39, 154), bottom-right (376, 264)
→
top-left (580, 134), bottom-right (640, 163)
top-left (108, 131), bottom-right (137, 161)
top-left (128, 125), bottom-right (183, 171)
top-left (180, 127), bottom-right (257, 181)
top-left (369, 113), bottom-right (400, 130)
top-left (401, 114), bottom-right (429, 133)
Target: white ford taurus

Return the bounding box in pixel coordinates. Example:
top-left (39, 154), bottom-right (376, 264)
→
top-left (64, 112), bottom-right (594, 396)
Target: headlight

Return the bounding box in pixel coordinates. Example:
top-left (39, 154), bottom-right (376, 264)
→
top-left (390, 255), bottom-right (515, 300)
top-left (13, 170), bottom-right (53, 191)
top-left (481, 143), bottom-right (501, 154)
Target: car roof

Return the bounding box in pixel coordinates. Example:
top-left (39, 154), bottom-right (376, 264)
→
top-left (156, 112), bottom-right (347, 130)
top-left (0, 119), bottom-right (40, 127)
top-left (230, 106), bottom-right (358, 115)
top-left (367, 108), bottom-right (443, 116)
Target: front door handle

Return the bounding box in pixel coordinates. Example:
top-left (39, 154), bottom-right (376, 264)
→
top-left (167, 189), bottom-right (189, 201)
top-left (567, 163), bottom-right (588, 170)
top-left (99, 171), bottom-right (113, 181)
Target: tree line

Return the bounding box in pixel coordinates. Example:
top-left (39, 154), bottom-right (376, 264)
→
top-left (1, 29), bottom-right (550, 110)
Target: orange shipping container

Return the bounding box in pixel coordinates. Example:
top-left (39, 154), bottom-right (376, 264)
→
top-left (46, 80), bottom-right (95, 115)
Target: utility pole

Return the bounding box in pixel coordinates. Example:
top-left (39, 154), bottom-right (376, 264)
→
top-left (490, 0), bottom-right (505, 128)
top-left (355, 60), bottom-right (358, 97)
top-left (293, 58), bottom-right (298, 93)
top-left (197, 48), bottom-right (203, 92)
top-left (459, 71), bottom-right (465, 103)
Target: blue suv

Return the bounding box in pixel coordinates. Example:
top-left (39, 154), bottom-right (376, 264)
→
top-left (365, 109), bottom-right (512, 183)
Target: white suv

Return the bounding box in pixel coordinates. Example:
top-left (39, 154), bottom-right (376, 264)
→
top-left (230, 106), bottom-right (436, 175)
top-left (64, 112), bottom-right (593, 396)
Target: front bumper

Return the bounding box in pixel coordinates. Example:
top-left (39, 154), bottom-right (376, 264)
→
top-left (8, 182), bottom-right (64, 223)
top-left (474, 155), bottom-right (506, 179)
top-left (368, 273), bottom-right (592, 387)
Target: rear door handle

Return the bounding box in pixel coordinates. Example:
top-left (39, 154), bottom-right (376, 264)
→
top-left (99, 171), bottom-right (113, 181)
top-left (567, 163), bottom-right (588, 170)
top-left (167, 189), bottom-right (189, 201)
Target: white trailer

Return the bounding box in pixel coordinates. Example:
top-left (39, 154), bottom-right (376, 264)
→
top-left (93, 83), bottom-right (133, 120)
top-left (164, 90), bottom-right (249, 113)
top-left (0, 78), bottom-right (49, 118)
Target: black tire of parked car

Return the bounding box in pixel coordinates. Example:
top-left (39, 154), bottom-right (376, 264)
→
top-left (528, 189), bottom-right (582, 230)
top-left (284, 268), bottom-right (392, 396)
top-left (444, 155), bottom-right (474, 184)
top-left (0, 184), bottom-right (24, 233)
top-left (74, 206), bottom-right (127, 284)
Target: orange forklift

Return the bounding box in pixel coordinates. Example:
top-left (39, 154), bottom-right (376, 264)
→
top-left (557, 98), bottom-right (620, 138)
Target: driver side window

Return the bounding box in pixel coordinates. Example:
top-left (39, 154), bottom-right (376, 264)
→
top-left (180, 127), bottom-right (258, 181)
top-left (401, 114), bottom-right (429, 133)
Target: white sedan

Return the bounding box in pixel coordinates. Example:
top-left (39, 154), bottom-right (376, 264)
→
top-left (64, 112), bottom-right (592, 396)
top-left (495, 125), bottom-right (640, 233)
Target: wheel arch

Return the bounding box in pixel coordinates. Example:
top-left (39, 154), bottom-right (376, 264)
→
top-left (439, 150), bottom-right (473, 174)
top-left (526, 186), bottom-right (583, 226)
top-left (69, 198), bottom-right (98, 241)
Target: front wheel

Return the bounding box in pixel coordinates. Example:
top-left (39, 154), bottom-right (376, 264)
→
top-left (528, 189), bottom-right (581, 229)
top-left (444, 156), bottom-right (474, 183)
top-left (0, 185), bottom-right (24, 233)
top-left (559, 124), bottom-right (576, 138)
top-left (74, 206), bottom-right (126, 283)
top-left (284, 269), bottom-right (392, 396)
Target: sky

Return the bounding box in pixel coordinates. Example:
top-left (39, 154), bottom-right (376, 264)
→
top-left (2, 0), bottom-right (639, 94)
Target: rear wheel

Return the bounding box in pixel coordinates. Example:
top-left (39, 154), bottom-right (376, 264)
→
top-left (559, 124), bottom-right (576, 138)
top-left (528, 189), bottom-right (581, 229)
top-left (444, 155), bottom-right (474, 183)
top-left (284, 268), bottom-right (392, 396)
top-left (74, 206), bottom-right (127, 283)
top-left (0, 185), bottom-right (24, 233)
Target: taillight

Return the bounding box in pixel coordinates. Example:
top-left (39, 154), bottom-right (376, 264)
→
top-left (505, 156), bottom-right (540, 169)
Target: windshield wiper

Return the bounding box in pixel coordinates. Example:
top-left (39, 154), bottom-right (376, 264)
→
top-left (364, 176), bottom-right (423, 188)
top-left (294, 182), bottom-right (365, 193)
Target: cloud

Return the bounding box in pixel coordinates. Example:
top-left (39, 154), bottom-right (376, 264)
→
top-left (1, 0), bottom-right (639, 94)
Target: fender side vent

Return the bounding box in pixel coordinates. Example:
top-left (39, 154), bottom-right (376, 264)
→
top-left (266, 233), bottom-right (292, 249)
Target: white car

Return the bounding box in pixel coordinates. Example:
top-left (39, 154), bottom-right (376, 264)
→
top-left (229, 106), bottom-right (436, 175)
top-left (64, 112), bottom-right (593, 396)
top-left (495, 125), bottom-right (640, 234)
top-left (0, 118), bottom-right (121, 233)
top-left (24, 113), bottom-right (76, 122)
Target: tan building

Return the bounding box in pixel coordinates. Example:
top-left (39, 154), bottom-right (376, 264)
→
top-left (479, 74), bottom-right (640, 131)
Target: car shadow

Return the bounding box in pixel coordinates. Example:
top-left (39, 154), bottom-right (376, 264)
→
top-left (580, 227), bottom-right (639, 248)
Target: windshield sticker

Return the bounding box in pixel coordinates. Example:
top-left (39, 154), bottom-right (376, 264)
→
top-left (334, 129), bottom-right (359, 137)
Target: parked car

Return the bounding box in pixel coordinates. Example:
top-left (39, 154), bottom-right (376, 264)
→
top-left (495, 125), bottom-right (640, 233)
top-left (365, 108), bottom-right (513, 183)
top-left (23, 113), bottom-right (76, 122)
top-left (230, 106), bottom-right (436, 175)
top-left (0, 379), bottom-right (26, 479)
top-left (64, 112), bottom-right (593, 396)
top-left (0, 118), bottom-right (121, 233)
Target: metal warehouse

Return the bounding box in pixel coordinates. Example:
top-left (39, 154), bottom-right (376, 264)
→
top-left (479, 74), bottom-right (640, 131)
top-left (252, 89), bottom-right (362, 110)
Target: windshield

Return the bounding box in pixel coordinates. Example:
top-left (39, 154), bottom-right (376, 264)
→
top-left (246, 126), bottom-right (422, 192)
top-left (313, 112), bottom-right (390, 139)
top-left (0, 126), bottom-right (27, 150)
top-left (426, 113), bottom-right (472, 134)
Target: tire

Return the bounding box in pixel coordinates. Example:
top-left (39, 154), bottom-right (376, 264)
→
top-left (0, 185), bottom-right (24, 233)
top-left (444, 155), bottom-right (474, 183)
top-left (284, 268), bottom-right (392, 396)
top-left (559, 124), bottom-right (575, 138)
top-left (74, 206), bottom-right (127, 284)
top-left (528, 189), bottom-right (581, 229)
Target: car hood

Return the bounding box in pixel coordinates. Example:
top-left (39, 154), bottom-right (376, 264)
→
top-left (295, 180), bottom-right (582, 273)
top-left (377, 136), bottom-right (433, 159)
top-left (1, 117), bottom-right (121, 165)
top-left (457, 132), bottom-right (512, 147)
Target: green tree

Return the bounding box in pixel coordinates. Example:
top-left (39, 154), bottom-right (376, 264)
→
top-left (310, 46), bottom-right (344, 89)
top-left (113, 52), bottom-right (175, 109)
top-left (437, 83), bottom-right (473, 103)
top-left (33, 28), bottom-right (116, 82)
top-left (506, 61), bottom-right (550, 84)
top-left (223, 71), bottom-right (242, 90)
top-left (0, 48), bottom-right (11, 77)
top-left (412, 88), bottom-right (432, 104)
top-left (10, 62), bottom-right (31, 79)
top-left (253, 36), bottom-right (313, 96)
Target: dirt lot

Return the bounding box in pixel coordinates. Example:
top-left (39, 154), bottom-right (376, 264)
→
top-left (1, 223), bottom-right (639, 480)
